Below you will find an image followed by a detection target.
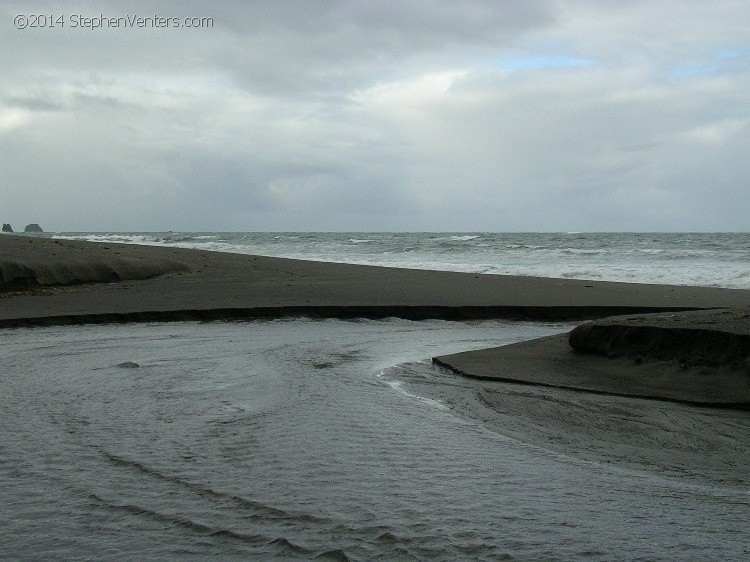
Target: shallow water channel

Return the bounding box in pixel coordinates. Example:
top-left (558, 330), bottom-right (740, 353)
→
top-left (2, 319), bottom-right (748, 560)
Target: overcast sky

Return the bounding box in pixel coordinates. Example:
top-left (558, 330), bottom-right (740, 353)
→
top-left (1, 1), bottom-right (749, 232)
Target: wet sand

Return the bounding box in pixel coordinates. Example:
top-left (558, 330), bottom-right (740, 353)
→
top-left (435, 308), bottom-right (750, 407)
top-left (413, 362), bottom-right (750, 485)
top-left (2, 234), bottom-right (750, 406)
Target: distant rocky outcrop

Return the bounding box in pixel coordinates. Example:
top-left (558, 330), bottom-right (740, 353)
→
top-left (24, 223), bottom-right (43, 233)
top-left (2, 223), bottom-right (12, 233)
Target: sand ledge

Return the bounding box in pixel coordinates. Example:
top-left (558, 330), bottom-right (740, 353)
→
top-left (0, 235), bottom-right (189, 289)
top-left (569, 309), bottom-right (750, 369)
top-left (434, 311), bottom-right (750, 408)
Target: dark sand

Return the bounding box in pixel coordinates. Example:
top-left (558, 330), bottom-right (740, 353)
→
top-left (568, 308), bottom-right (750, 369)
top-left (435, 308), bottom-right (750, 407)
top-left (2, 234), bottom-right (750, 405)
top-left (2, 235), bottom-right (749, 326)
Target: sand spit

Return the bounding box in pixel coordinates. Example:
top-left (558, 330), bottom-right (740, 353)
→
top-left (434, 309), bottom-right (750, 407)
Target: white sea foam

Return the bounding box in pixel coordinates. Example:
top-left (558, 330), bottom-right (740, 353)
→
top-left (47, 232), bottom-right (750, 289)
top-left (382, 379), bottom-right (449, 411)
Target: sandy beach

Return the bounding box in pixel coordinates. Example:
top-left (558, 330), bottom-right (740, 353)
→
top-left (3, 234), bottom-right (750, 559)
top-left (2, 234), bottom-right (749, 324)
top-left (7, 3), bottom-right (750, 556)
top-left (2, 234), bottom-right (749, 405)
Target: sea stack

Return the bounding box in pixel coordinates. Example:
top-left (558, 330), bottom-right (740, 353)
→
top-left (24, 223), bottom-right (43, 233)
top-left (1, 223), bottom-right (12, 233)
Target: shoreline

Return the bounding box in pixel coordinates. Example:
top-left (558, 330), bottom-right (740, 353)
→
top-left (2, 234), bottom-right (749, 327)
top-left (3, 235), bottom-right (750, 406)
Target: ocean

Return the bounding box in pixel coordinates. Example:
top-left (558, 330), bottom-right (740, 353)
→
top-left (50, 231), bottom-right (750, 289)
top-left (3, 232), bottom-right (749, 560)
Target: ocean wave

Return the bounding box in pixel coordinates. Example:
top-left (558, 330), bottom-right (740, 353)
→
top-left (40, 231), bottom-right (750, 289)
top-left (53, 233), bottom-right (159, 245)
top-left (559, 248), bottom-right (606, 256)
top-left (504, 243), bottom-right (544, 250)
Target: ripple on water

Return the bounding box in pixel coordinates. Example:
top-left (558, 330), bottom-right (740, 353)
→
top-left (1, 319), bottom-right (749, 560)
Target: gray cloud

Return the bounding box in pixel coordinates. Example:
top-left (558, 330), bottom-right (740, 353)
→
top-left (1, 0), bottom-right (748, 231)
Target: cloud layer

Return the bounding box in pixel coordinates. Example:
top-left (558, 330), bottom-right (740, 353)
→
top-left (1, 0), bottom-right (748, 231)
